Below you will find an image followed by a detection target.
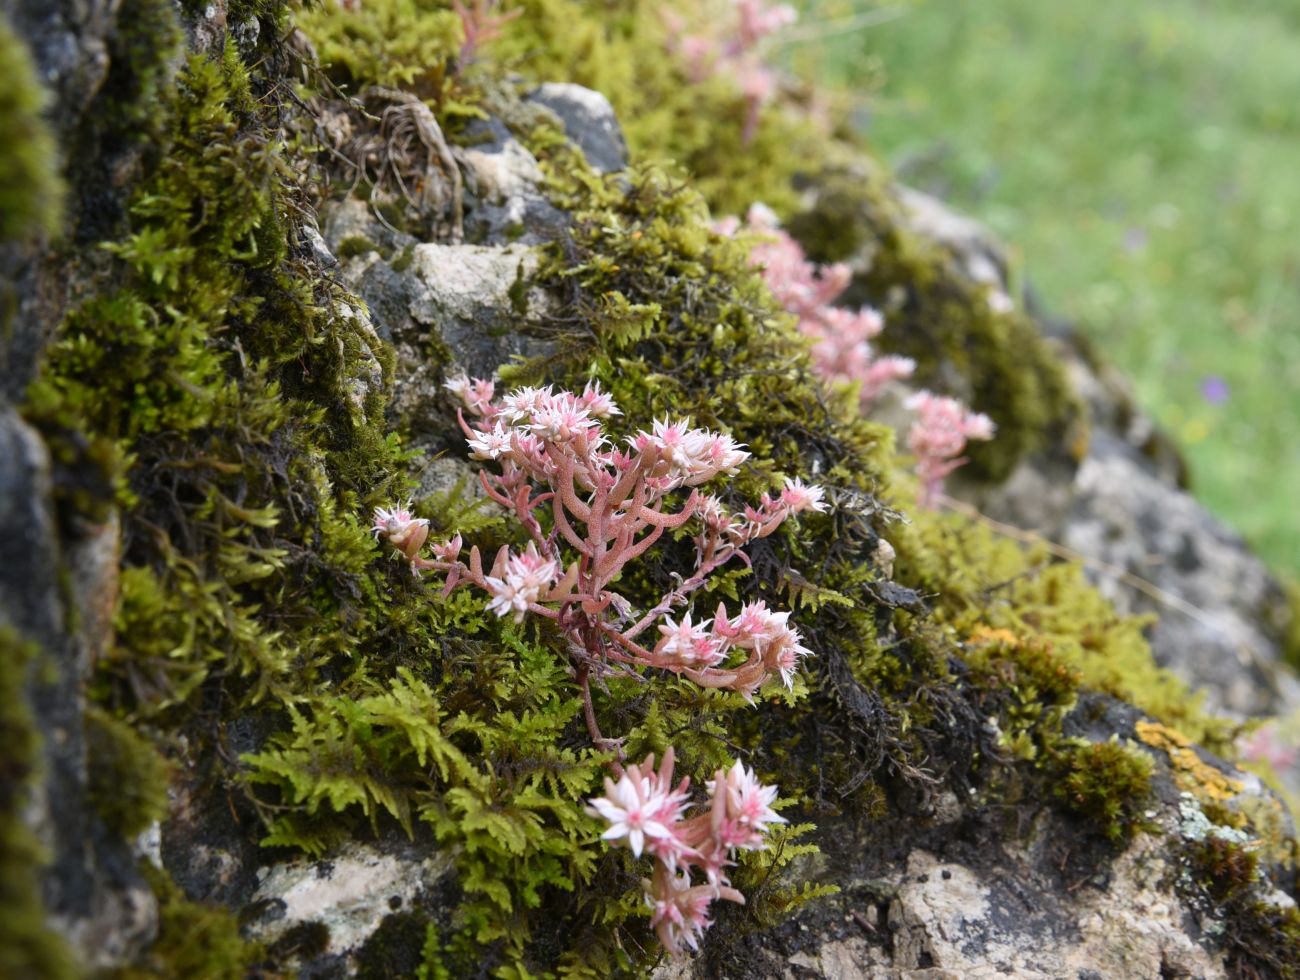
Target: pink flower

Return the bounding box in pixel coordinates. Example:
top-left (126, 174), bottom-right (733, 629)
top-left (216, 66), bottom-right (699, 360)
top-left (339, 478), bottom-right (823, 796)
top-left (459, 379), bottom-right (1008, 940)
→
top-left (779, 476), bottom-right (826, 514)
top-left (663, 0), bottom-right (795, 145)
top-left (904, 391), bottom-right (996, 507)
top-left (498, 385), bottom-right (553, 423)
top-left (484, 543), bottom-right (559, 622)
top-left (736, 209), bottom-right (916, 408)
top-left (466, 422), bottom-right (513, 460)
top-left (719, 600), bottom-right (789, 648)
top-left (701, 432), bottom-right (750, 476)
top-left (734, 0), bottom-right (796, 47)
top-left (768, 627), bottom-right (813, 689)
top-left (707, 759), bottom-right (785, 848)
top-left (444, 373), bottom-right (496, 416)
top-left (655, 614), bottom-right (724, 667)
top-left (586, 753), bottom-right (688, 858)
top-left (646, 866), bottom-right (715, 956)
top-left (527, 402), bottom-right (598, 442)
top-left (575, 381), bottom-right (621, 418)
top-left (371, 501), bottom-right (430, 562)
top-left (1239, 723), bottom-right (1298, 771)
top-left (431, 534), bottom-right (462, 563)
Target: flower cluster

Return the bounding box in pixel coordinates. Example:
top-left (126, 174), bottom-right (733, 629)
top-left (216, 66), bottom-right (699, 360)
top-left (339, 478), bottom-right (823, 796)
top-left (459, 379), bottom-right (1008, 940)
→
top-left (662, 0), bottom-right (796, 143)
top-left (586, 749), bottom-right (783, 955)
top-left (904, 392), bottom-right (995, 508)
top-left (370, 381), bottom-right (820, 954)
top-left (1238, 721), bottom-right (1299, 773)
top-left (721, 204), bottom-right (916, 407)
top-left (725, 205), bottom-right (995, 506)
top-left (373, 379), bottom-right (823, 742)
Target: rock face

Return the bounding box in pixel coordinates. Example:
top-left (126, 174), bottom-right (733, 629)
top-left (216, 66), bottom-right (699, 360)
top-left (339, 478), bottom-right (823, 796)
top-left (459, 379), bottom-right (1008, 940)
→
top-left (0, 406), bottom-right (154, 968)
top-left (1, 5), bottom-right (1297, 978)
top-left (658, 692), bottom-right (1294, 980)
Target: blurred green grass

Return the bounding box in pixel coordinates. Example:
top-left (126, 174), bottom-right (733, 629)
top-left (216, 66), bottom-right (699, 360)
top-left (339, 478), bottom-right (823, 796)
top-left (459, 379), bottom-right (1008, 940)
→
top-left (788, 0), bottom-right (1300, 577)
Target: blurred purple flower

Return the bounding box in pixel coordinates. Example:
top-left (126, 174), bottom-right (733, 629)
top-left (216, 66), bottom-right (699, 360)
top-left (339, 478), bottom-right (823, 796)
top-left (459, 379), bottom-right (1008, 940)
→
top-left (1200, 375), bottom-right (1230, 405)
top-left (1123, 227), bottom-right (1148, 254)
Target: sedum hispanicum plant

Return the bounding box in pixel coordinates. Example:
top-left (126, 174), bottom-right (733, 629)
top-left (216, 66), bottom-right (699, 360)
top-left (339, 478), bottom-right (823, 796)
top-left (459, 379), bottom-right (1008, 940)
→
top-left (371, 377), bottom-right (826, 954)
top-left (722, 204), bottom-right (995, 507)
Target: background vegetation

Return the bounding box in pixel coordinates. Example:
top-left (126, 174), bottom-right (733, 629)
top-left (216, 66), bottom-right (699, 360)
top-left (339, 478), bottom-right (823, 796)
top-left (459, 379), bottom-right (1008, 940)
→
top-left (790, 0), bottom-right (1300, 578)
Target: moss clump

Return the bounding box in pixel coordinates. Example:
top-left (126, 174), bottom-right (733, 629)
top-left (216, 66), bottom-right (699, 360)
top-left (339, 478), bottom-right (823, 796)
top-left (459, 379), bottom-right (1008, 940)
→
top-left (960, 629), bottom-right (1081, 761)
top-left (0, 18), bottom-right (63, 241)
top-left (25, 36), bottom-right (408, 972)
top-left (27, 45), bottom-right (406, 717)
top-left (1182, 835), bottom-right (1300, 979)
top-left (1053, 738), bottom-right (1154, 844)
top-left (0, 628), bottom-right (79, 980)
top-left (108, 865), bottom-right (259, 980)
top-left (498, 0), bottom-right (818, 215)
top-left (356, 912), bottom-right (436, 980)
top-left (294, 0), bottom-right (462, 96)
top-left (1282, 575), bottom-right (1300, 672)
top-left (337, 234), bottom-right (380, 260)
top-left (892, 506), bottom-right (1231, 750)
top-left (85, 706), bottom-right (173, 838)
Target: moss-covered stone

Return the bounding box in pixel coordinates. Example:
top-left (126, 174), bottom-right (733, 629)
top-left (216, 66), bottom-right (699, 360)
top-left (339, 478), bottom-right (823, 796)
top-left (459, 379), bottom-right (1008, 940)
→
top-left (1182, 833), bottom-right (1300, 978)
top-left (7, 1), bottom-right (1288, 973)
top-left (107, 865), bottom-right (258, 980)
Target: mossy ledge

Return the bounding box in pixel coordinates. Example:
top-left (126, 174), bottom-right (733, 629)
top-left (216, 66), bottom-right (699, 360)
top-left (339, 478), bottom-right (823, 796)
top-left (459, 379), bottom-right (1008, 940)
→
top-left (0, 1), bottom-right (1294, 976)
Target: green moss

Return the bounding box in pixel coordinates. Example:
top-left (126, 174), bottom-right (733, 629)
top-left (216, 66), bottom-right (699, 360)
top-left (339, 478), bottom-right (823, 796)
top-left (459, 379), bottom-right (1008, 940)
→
top-left (85, 707), bottom-right (173, 838)
top-left (891, 506), bottom-right (1232, 750)
top-left (960, 630), bottom-right (1081, 761)
top-left (337, 234), bottom-right (379, 260)
top-left (294, 0), bottom-right (462, 96)
top-left (1182, 835), bottom-right (1300, 979)
top-left (1053, 738), bottom-right (1155, 844)
top-left (265, 920), bottom-right (331, 962)
top-left (27, 46), bottom-right (408, 717)
top-left (1282, 575), bottom-right (1300, 672)
top-left (356, 912), bottom-right (433, 980)
top-left (108, 865), bottom-right (258, 979)
top-left (104, 0), bottom-right (184, 137)
top-left (500, 0), bottom-right (816, 215)
top-left (0, 628), bottom-right (78, 980)
top-left (0, 17), bottom-right (63, 241)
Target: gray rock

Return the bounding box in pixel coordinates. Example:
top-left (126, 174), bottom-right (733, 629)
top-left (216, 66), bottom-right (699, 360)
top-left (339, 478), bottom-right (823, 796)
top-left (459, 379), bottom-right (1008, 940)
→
top-left (1059, 432), bottom-right (1285, 716)
top-left (457, 115), bottom-right (569, 244)
top-left (323, 197), bottom-right (554, 447)
top-left (5, 0), bottom-right (115, 144)
top-left (528, 82), bottom-right (629, 174)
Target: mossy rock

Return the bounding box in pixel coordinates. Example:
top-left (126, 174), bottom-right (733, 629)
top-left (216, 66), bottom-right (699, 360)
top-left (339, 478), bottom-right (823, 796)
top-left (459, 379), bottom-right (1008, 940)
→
top-left (0, 1), bottom-right (1294, 975)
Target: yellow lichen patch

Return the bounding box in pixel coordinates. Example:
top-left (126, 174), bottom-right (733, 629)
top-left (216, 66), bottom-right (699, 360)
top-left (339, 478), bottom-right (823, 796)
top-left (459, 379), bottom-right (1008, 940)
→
top-left (1137, 719), bottom-right (1243, 802)
top-left (966, 626), bottom-right (1023, 648)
